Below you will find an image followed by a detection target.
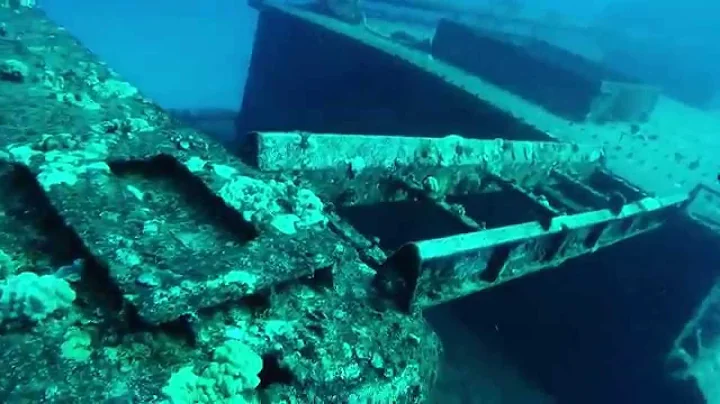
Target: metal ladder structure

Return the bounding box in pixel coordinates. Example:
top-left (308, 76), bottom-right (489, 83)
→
top-left (246, 132), bottom-right (688, 312)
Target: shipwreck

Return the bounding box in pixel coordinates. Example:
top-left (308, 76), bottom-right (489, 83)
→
top-left (0, 1), bottom-right (718, 403)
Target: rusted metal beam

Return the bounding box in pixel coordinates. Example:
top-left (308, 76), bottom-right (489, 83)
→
top-left (373, 192), bottom-right (688, 312)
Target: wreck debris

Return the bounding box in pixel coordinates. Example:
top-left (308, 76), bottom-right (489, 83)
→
top-left (668, 280), bottom-right (720, 404)
top-left (0, 5), bottom-right (439, 403)
top-left (246, 132), bottom-right (689, 311)
top-left (0, 1), bottom-right (715, 403)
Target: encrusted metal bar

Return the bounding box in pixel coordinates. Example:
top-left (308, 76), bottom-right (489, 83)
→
top-left (395, 177), bottom-right (484, 231)
top-left (534, 184), bottom-right (586, 213)
top-left (326, 211), bottom-right (387, 268)
top-left (246, 131), bottom-right (604, 206)
top-left (589, 169), bottom-right (647, 202)
top-left (487, 173), bottom-right (559, 230)
top-left (373, 193), bottom-right (688, 312)
top-left (549, 168), bottom-right (610, 209)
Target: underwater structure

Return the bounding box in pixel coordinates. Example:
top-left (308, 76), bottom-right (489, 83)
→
top-left (668, 184), bottom-right (720, 404)
top-left (237, 1), bottom-right (720, 402)
top-left (0, 1), bottom-right (718, 403)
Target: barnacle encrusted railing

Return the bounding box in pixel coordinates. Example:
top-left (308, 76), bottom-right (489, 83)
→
top-left (244, 132), bottom-right (689, 311)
